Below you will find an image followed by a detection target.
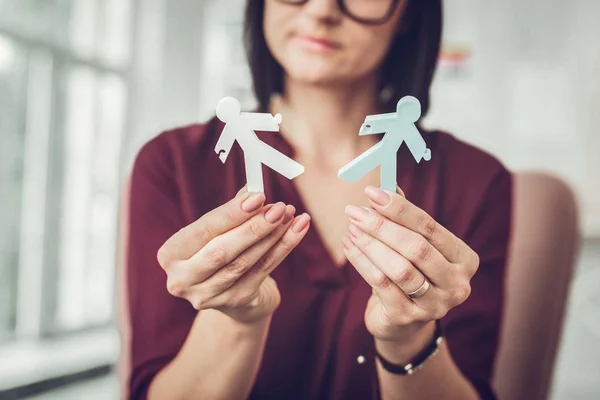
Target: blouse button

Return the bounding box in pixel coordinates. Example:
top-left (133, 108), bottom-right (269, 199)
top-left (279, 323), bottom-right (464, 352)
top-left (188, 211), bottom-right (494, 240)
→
top-left (357, 355), bottom-right (366, 364)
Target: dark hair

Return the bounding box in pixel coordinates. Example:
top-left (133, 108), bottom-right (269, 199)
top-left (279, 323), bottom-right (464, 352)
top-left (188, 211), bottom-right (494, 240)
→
top-left (244, 0), bottom-right (442, 115)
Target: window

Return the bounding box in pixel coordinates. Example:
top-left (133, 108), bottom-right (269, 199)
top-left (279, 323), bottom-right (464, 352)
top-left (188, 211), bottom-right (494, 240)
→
top-left (0, 0), bottom-right (132, 346)
top-left (0, 34), bottom-right (28, 345)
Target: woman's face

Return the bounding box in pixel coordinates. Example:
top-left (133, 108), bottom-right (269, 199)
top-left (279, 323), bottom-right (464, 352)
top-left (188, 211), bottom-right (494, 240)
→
top-left (263, 0), bottom-right (406, 86)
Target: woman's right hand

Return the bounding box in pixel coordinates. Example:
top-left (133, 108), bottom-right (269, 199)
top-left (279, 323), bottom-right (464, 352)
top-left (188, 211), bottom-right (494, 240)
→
top-left (157, 187), bottom-right (311, 324)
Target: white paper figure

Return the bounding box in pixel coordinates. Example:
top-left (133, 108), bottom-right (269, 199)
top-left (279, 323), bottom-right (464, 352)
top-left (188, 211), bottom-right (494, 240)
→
top-left (338, 96), bottom-right (431, 191)
top-left (215, 97), bottom-right (305, 193)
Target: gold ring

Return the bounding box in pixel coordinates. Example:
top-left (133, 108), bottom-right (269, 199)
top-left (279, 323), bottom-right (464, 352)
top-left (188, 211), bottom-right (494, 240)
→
top-left (406, 279), bottom-right (430, 299)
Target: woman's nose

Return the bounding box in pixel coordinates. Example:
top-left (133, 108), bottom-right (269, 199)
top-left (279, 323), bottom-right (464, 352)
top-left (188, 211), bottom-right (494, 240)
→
top-left (301, 0), bottom-right (343, 24)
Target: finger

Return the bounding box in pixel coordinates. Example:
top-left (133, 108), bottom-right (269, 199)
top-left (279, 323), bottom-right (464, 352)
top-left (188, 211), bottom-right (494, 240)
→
top-left (236, 184), bottom-right (248, 196)
top-left (206, 213), bottom-right (311, 308)
top-left (342, 236), bottom-right (420, 317)
top-left (364, 185), bottom-right (467, 263)
top-left (242, 213), bottom-right (311, 281)
top-left (186, 202), bottom-right (288, 281)
top-left (395, 185), bottom-right (405, 198)
top-left (160, 186), bottom-right (266, 263)
top-left (192, 205), bottom-right (296, 308)
top-left (348, 223), bottom-right (438, 310)
top-left (345, 205), bottom-right (451, 287)
top-left (200, 205), bottom-right (295, 295)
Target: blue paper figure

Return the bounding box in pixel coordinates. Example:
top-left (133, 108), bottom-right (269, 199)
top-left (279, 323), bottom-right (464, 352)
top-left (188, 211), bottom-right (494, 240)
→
top-left (338, 96), bottom-right (431, 191)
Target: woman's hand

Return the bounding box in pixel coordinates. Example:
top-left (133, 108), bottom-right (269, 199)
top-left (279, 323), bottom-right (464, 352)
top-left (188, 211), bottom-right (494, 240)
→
top-left (157, 186), bottom-right (311, 324)
top-left (342, 185), bottom-right (479, 351)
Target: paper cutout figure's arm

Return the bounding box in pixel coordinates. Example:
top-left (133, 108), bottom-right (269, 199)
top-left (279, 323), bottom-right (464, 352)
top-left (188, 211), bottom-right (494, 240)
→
top-left (240, 113), bottom-right (282, 132)
top-left (214, 123), bottom-right (236, 163)
top-left (395, 96), bottom-right (431, 163)
top-left (402, 125), bottom-right (431, 163)
top-left (359, 113), bottom-right (397, 136)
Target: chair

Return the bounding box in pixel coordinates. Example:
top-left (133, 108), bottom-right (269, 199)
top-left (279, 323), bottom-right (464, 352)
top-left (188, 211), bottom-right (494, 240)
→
top-left (116, 172), bottom-right (580, 400)
top-left (492, 172), bottom-right (579, 400)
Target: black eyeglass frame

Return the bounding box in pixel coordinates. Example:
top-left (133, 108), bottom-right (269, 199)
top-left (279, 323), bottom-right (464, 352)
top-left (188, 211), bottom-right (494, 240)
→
top-left (276, 0), bottom-right (402, 25)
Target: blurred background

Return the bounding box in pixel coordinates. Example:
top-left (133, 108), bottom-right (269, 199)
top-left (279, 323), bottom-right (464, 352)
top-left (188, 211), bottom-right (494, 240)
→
top-left (0, 0), bottom-right (598, 399)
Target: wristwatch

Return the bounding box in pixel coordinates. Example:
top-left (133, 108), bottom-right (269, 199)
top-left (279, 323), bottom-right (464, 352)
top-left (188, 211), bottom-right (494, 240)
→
top-left (374, 320), bottom-right (444, 375)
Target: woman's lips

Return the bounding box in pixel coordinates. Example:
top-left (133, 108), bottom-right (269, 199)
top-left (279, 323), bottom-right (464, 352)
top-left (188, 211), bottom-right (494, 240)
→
top-left (295, 35), bottom-right (340, 53)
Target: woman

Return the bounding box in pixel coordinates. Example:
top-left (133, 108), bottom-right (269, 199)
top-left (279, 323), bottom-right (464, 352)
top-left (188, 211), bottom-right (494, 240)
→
top-left (125, 0), bottom-right (511, 399)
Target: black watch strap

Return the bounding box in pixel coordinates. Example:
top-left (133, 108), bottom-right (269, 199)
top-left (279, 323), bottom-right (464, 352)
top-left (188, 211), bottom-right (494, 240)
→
top-left (375, 320), bottom-right (443, 375)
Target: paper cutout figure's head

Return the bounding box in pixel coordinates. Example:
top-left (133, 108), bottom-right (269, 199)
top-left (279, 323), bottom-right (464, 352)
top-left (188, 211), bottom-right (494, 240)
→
top-left (216, 97), bottom-right (241, 123)
top-left (358, 96), bottom-right (422, 136)
top-left (396, 96), bottom-right (421, 123)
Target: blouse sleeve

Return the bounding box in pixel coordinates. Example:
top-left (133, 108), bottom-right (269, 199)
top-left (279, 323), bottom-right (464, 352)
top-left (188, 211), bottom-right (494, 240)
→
top-left (125, 134), bottom-right (197, 399)
top-left (441, 168), bottom-right (513, 400)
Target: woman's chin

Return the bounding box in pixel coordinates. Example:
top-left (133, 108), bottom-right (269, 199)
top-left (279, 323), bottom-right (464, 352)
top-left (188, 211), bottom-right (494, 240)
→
top-left (284, 65), bottom-right (349, 86)
top-left (279, 48), bottom-right (355, 85)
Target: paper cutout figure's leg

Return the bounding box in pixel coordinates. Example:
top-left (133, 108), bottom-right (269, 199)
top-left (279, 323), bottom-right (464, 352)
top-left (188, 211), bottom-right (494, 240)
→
top-left (257, 142), bottom-right (305, 179)
top-left (244, 153), bottom-right (264, 193)
top-left (338, 142), bottom-right (383, 183)
top-left (380, 151), bottom-right (397, 192)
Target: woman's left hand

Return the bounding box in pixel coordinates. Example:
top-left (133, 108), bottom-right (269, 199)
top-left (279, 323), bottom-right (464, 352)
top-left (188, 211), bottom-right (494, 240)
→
top-left (342, 185), bottom-right (480, 348)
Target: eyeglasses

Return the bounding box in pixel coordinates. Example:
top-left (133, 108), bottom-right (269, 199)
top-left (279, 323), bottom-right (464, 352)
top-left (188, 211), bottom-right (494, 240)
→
top-left (275, 0), bottom-right (401, 25)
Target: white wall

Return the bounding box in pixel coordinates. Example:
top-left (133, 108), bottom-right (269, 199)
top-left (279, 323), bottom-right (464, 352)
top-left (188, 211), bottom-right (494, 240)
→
top-left (122, 0), bottom-right (206, 175)
top-left (425, 0), bottom-right (600, 236)
top-left (197, 0), bottom-right (253, 119)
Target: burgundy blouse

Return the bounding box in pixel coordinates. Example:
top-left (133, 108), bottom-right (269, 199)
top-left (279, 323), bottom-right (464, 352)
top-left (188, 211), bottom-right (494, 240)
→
top-left (126, 117), bottom-right (512, 400)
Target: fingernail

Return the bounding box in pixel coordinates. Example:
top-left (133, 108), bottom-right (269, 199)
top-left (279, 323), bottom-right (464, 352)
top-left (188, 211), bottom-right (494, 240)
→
top-left (282, 205), bottom-right (295, 224)
top-left (365, 186), bottom-right (391, 207)
top-left (241, 192), bottom-right (265, 213)
top-left (348, 223), bottom-right (363, 239)
top-left (265, 202), bottom-right (286, 223)
top-left (291, 213), bottom-right (310, 233)
top-left (345, 205), bottom-right (369, 222)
